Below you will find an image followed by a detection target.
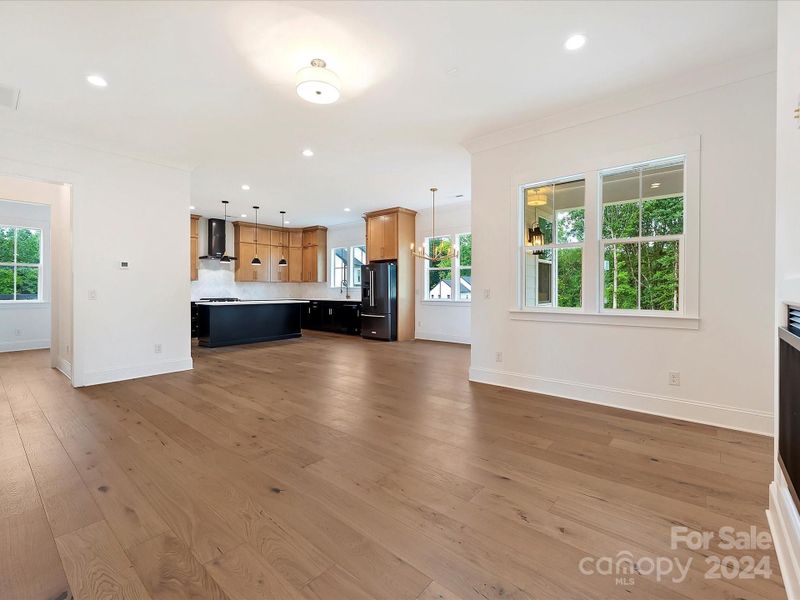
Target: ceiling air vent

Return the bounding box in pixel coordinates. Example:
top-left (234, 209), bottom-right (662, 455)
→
top-left (0, 84), bottom-right (21, 111)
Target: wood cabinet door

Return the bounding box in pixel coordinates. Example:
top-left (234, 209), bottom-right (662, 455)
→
top-left (237, 225), bottom-right (256, 244)
top-left (381, 212), bottom-right (398, 259)
top-left (302, 229), bottom-right (316, 247)
top-left (289, 247), bottom-right (302, 282)
top-left (269, 229), bottom-right (288, 247)
top-left (190, 235), bottom-right (198, 280)
top-left (236, 242), bottom-right (255, 281)
top-left (270, 245), bottom-right (289, 282)
top-left (367, 216), bottom-right (383, 262)
top-left (255, 243), bottom-right (270, 281)
top-left (302, 246), bottom-right (315, 281)
top-left (289, 230), bottom-right (303, 248)
top-left (190, 216), bottom-right (199, 237)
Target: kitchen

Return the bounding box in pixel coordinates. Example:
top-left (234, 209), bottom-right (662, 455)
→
top-left (190, 203), bottom-right (417, 347)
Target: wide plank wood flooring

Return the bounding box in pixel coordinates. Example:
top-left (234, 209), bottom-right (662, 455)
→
top-left (0, 332), bottom-right (784, 599)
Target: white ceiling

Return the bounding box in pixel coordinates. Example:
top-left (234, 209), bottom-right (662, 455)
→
top-left (0, 1), bottom-right (776, 227)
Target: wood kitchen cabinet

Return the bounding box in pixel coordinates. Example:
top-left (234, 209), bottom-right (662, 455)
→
top-left (190, 215), bottom-right (200, 281)
top-left (363, 207), bottom-right (417, 341)
top-left (232, 221), bottom-right (326, 283)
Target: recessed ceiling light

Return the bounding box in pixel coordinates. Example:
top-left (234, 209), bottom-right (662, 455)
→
top-left (241, 213), bottom-right (247, 218)
top-left (189, 205), bottom-right (196, 210)
top-left (241, 184), bottom-right (250, 191)
top-left (344, 208), bottom-right (351, 212)
top-left (284, 220), bottom-right (290, 224)
top-left (302, 149), bottom-right (314, 157)
top-left (296, 58), bottom-right (341, 104)
top-left (86, 74), bottom-right (108, 87)
top-left (564, 34), bottom-right (587, 51)
top-left (651, 182), bottom-right (661, 189)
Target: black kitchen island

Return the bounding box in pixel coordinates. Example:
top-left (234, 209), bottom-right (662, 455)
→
top-left (196, 300), bottom-right (309, 348)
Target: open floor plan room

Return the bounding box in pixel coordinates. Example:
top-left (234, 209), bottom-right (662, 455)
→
top-left (0, 338), bottom-right (783, 599)
top-left (1, 1), bottom-right (799, 598)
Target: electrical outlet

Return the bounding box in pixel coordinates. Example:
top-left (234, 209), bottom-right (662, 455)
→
top-left (484, 288), bottom-right (491, 300)
top-left (495, 351), bottom-right (503, 363)
top-left (669, 371), bottom-right (681, 386)
top-left (154, 343), bottom-right (162, 354)
top-left (14, 328), bottom-right (21, 337)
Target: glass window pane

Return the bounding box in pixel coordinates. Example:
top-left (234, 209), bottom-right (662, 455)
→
top-left (0, 265), bottom-right (13, 299)
top-left (16, 228), bottom-right (41, 264)
top-left (556, 247), bottom-right (582, 308)
top-left (333, 247), bottom-right (348, 267)
top-left (427, 268), bottom-right (451, 299)
top-left (428, 236), bottom-right (452, 269)
top-left (458, 234), bottom-right (472, 267)
top-left (642, 161), bottom-right (683, 200)
top-left (0, 227), bottom-right (13, 262)
top-left (641, 240), bottom-right (679, 311)
top-left (15, 266), bottom-right (38, 300)
top-left (351, 245), bottom-right (365, 286)
top-left (642, 196), bottom-right (683, 237)
top-left (554, 180), bottom-right (585, 243)
top-left (458, 268), bottom-right (471, 301)
top-left (524, 249), bottom-right (553, 307)
top-left (603, 243), bottom-right (639, 309)
top-left (524, 185), bottom-right (554, 246)
top-left (602, 168), bottom-right (640, 239)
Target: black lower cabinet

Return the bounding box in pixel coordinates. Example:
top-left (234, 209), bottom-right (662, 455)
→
top-left (302, 301), bottom-right (361, 335)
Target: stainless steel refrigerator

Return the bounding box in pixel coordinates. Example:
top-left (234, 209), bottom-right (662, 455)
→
top-left (361, 261), bottom-right (397, 341)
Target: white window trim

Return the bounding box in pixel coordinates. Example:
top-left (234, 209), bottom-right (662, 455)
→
top-left (511, 135), bottom-right (700, 329)
top-left (0, 224), bottom-right (44, 303)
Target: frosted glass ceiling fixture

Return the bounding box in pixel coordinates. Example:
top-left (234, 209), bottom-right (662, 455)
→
top-left (410, 188), bottom-right (457, 262)
top-left (296, 59), bottom-right (341, 104)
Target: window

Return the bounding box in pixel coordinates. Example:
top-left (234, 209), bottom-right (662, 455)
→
top-left (351, 245), bottom-right (366, 287)
top-left (517, 151), bottom-right (692, 322)
top-left (424, 233), bottom-right (472, 301)
top-left (521, 179), bottom-right (584, 308)
top-left (330, 245), bottom-right (366, 288)
top-left (0, 225), bottom-right (42, 301)
top-left (601, 158), bottom-right (683, 312)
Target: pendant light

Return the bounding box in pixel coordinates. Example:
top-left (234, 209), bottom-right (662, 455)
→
top-left (219, 200), bottom-right (232, 263)
top-left (278, 211), bottom-right (288, 267)
top-left (411, 187), bottom-right (458, 261)
top-left (296, 59), bottom-right (341, 104)
top-left (251, 205), bottom-right (262, 266)
top-left (526, 187), bottom-right (547, 255)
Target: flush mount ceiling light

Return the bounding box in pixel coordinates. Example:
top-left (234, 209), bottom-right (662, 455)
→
top-left (296, 59), bottom-right (341, 104)
top-left (86, 74), bottom-right (108, 87)
top-left (241, 184), bottom-right (250, 191)
top-left (302, 149), bottom-right (314, 157)
top-left (344, 208), bottom-right (351, 212)
top-left (189, 205), bottom-right (196, 210)
top-left (525, 187), bottom-right (548, 206)
top-left (564, 34), bottom-right (587, 51)
top-left (251, 206), bottom-right (262, 266)
top-left (651, 182), bottom-right (661, 189)
top-left (240, 213), bottom-right (247, 218)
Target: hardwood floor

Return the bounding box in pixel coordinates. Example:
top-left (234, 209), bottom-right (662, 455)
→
top-left (0, 332), bottom-right (784, 600)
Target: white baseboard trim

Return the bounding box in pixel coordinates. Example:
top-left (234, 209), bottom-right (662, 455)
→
top-left (768, 477), bottom-right (800, 599)
top-left (468, 366), bottom-right (773, 435)
top-left (77, 358), bottom-right (194, 387)
top-left (0, 338), bottom-right (50, 352)
top-left (415, 331), bottom-right (471, 345)
top-left (56, 357), bottom-right (72, 380)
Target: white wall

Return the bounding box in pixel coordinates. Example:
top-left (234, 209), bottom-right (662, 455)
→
top-left (191, 219), bottom-right (366, 301)
top-left (414, 201), bottom-right (471, 344)
top-left (0, 199), bottom-right (51, 351)
top-left (468, 70), bottom-right (776, 434)
top-left (0, 129), bottom-right (192, 386)
top-left (768, 2), bottom-right (800, 596)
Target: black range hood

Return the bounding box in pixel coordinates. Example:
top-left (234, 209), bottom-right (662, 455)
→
top-left (199, 218), bottom-right (236, 261)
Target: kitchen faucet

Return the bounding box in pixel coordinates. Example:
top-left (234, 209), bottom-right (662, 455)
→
top-left (340, 260), bottom-right (351, 299)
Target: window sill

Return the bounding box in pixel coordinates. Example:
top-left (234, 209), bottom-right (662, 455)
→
top-left (0, 301), bottom-right (50, 309)
top-left (422, 300), bottom-right (471, 306)
top-left (508, 309), bottom-right (699, 330)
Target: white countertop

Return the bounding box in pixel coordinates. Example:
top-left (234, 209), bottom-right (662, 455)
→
top-left (195, 300), bottom-right (310, 306)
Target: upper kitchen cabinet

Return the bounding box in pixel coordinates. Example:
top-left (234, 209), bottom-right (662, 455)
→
top-left (364, 208), bottom-right (416, 263)
top-left (190, 215), bottom-right (200, 281)
top-left (301, 226), bottom-right (327, 283)
top-left (289, 230), bottom-right (303, 248)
